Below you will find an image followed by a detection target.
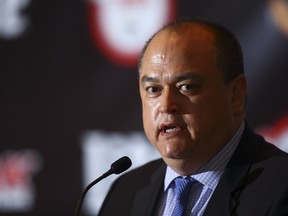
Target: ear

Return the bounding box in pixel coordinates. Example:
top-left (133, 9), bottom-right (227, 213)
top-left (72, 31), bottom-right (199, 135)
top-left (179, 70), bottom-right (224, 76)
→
top-left (230, 74), bottom-right (247, 114)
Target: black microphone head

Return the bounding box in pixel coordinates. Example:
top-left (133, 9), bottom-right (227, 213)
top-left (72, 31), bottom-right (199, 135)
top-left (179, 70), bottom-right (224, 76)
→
top-left (110, 156), bottom-right (132, 174)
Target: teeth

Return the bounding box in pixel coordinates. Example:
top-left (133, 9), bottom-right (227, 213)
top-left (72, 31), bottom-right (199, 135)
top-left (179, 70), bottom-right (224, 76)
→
top-left (165, 127), bottom-right (179, 133)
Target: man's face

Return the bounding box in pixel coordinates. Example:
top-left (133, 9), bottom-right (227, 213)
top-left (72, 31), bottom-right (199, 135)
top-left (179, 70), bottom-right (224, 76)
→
top-left (139, 25), bottom-right (242, 169)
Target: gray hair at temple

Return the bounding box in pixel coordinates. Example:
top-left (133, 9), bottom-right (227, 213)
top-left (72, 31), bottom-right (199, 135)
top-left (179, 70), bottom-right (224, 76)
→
top-left (138, 17), bottom-right (244, 85)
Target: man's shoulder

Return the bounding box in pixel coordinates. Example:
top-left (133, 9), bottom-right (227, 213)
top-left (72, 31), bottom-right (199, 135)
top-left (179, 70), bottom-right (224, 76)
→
top-left (238, 124), bottom-right (288, 177)
top-left (258, 139), bottom-right (288, 170)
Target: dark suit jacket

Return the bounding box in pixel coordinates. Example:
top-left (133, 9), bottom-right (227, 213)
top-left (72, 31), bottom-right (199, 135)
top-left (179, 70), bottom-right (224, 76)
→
top-left (98, 126), bottom-right (288, 216)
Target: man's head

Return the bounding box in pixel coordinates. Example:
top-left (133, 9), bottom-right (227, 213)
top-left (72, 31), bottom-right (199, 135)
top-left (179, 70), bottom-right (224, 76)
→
top-left (138, 18), bottom-right (247, 175)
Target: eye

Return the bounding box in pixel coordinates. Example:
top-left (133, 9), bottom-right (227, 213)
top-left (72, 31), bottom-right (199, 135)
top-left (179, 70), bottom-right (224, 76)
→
top-left (178, 83), bottom-right (200, 95)
top-left (146, 86), bottom-right (161, 94)
top-left (179, 84), bottom-right (194, 91)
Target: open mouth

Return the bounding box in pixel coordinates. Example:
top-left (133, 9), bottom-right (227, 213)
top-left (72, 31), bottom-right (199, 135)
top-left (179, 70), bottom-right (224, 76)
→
top-left (160, 123), bottom-right (183, 134)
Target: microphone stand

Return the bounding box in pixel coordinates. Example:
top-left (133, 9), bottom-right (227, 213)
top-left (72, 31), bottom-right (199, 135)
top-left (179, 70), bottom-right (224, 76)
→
top-left (74, 156), bottom-right (132, 216)
top-left (74, 169), bottom-right (113, 216)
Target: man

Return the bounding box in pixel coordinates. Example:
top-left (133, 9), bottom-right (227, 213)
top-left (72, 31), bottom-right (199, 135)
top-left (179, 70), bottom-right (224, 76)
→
top-left (98, 18), bottom-right (288, 216)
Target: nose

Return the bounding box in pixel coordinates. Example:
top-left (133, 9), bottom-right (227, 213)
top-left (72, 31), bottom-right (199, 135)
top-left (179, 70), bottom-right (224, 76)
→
top-left (159, 88), bottom-right (180, 114)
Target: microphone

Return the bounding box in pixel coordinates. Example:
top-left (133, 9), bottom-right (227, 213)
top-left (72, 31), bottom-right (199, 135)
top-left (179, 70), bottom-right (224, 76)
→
top-left (74, 156), bottom-right (132, 216)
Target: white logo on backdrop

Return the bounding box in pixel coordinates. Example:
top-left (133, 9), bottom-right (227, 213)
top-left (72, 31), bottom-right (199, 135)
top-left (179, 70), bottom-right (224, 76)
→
top-left (81, 131), bottom-right (160, 214)
top-left (0, 0), bottom-right (31, 39)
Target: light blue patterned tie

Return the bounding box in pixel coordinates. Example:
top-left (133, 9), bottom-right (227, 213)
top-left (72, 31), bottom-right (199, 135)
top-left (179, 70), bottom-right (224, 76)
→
top-left (172, 177), bottom-right (195, 216)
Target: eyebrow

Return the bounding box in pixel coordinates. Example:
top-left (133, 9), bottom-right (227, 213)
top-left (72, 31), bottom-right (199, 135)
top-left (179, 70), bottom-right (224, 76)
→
top-left (141, 72), bottom-right (202, 84)
top-left (141, 75), bottom-right (160, 83)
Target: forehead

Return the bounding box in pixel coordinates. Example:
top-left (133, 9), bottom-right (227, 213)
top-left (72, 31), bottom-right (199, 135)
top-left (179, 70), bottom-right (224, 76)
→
top-left (145, 23), bottom-right (215, 53)
top-left (140, 24), bottom-right (218, 80)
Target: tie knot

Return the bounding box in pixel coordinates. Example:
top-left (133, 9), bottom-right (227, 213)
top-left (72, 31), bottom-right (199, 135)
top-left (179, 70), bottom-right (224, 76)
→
top-left (174, 177), bottom-right (194, 195)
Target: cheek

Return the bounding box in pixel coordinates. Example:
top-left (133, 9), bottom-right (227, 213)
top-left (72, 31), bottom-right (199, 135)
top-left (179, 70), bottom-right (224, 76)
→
top-left (142, 101), bottom-right (151, 123)
top-left (189, 92), bottom-right (232, 130)
top-left (142, 101), bottom-right (159, 136)
top-left (142, 96), bottom-right (158, 116)
top-left (184, 96), bottom-right (220, 128)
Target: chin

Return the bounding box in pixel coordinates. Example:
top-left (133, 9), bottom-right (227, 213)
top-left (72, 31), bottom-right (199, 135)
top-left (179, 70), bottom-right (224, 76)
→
top-left (162, 148), bottom-right (187, 159)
